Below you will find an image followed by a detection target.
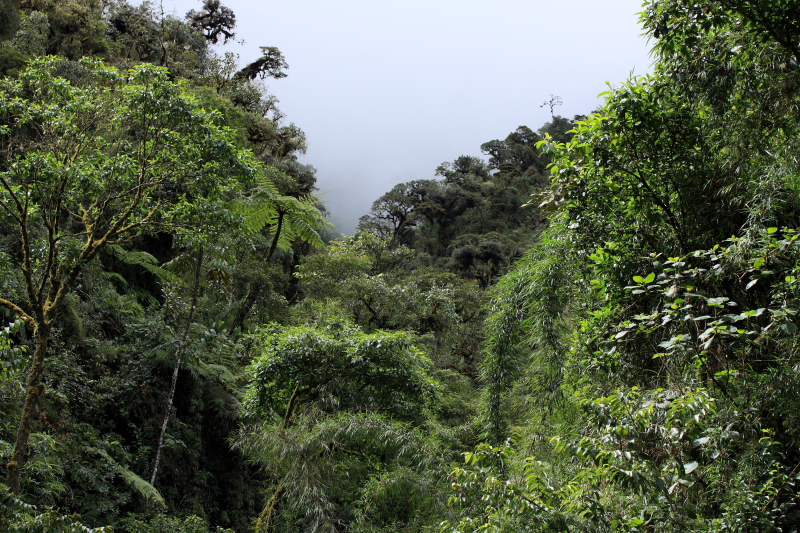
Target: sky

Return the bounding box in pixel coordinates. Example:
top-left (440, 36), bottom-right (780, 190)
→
top-left (157, 0), bottom-right (654, 235)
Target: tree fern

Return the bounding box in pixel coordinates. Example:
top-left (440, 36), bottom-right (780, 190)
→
top-left (229, 167), bottom-right (333, 258)
top-left (92, 449), bottom-right (165, 508)
top-left (103, 244), bottom-right (179, 284)
top-left (118, 469), bottom-right (165, 508)
top-left (162, 251), bottom-right (232, 289)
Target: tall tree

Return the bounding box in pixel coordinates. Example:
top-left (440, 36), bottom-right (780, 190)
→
top-left (0, 58), bottom-right (256, 493)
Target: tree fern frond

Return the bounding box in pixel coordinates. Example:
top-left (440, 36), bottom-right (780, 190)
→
top-left (130, 287), bottom-right (160, 307)
top-left (198, 363), bottom-right (237, 383)
top-left (231, 167), bottom-right (332, 249)
top-left (93, 449), bottom-right (165, 507)
top-left (287, 215), bottom-right (325, 248)
top-left (162, 253), bottom-right (197, 282)
top-left (105, 244), bottom-right (178, 283)
top-left (119, 467), bottom-right (166, 507)
top-left (102, 271), bottom-right (129, 291)
top-left (256, 167), bottom-right (283, 196)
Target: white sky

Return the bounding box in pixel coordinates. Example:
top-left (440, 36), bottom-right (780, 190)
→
top-left (158, 0), bottom-right (654, 234)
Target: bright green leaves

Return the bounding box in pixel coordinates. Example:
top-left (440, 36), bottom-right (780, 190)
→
top-left (470, 1), bottom-right (800, 530)
top-left (0, 56), bottom-right (290, 500)
top-left (612, 229), bottom-right (800, 367)
top-left (0, 482), bottom-right (109, 532)
top-left (542, 72), bottom-right (747, 259)
top-left (296, 232), bottom-right (483, 336)
top-left (238, 323), bottom-right (442, 532)
top-left (0, 319), bottom-right (26, 375)
top-left (0, 57), bottom-right (254, 246)
top-left (550, 384), bottom-right (795, 530)
top-left (444, 443), bottom-right (567, 533)
top-left (244, 322), bottom-right (439, 424)
top-left (228, 165), bottom-right (332, 255)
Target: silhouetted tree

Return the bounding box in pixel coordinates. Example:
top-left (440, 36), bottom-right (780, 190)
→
top-left (187, 0), bottom-right (236, 44)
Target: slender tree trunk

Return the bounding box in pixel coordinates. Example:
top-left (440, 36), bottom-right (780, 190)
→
top-left (266, 211), bottom-right (284, 263)
top-left (6, 320), bottom-right (50, 494)
top-left (150, 248), bottom-right (204, 486)
top-left (228, 283), bottom-right (262, 335)
top-left (227, 212), bottom-right (284, 335)
top-left (256, 482), bottom-right (284, 533)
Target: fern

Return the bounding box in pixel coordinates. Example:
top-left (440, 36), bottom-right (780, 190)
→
top-left (1, 482), bottom-right (111, 532)
top-left (163, 251), bottom-right (232, 288)
top-left (93, 449), bottom-right (165, 508)
top-left (229, 167), bottom-right (333, 252)
top-left (104, 244), bottom-right (179, 283)
top-left (118, 468), bottom-right (165, 508)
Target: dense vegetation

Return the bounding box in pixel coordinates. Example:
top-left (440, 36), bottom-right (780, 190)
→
top-left (1, 0), bottom-right (800, 532)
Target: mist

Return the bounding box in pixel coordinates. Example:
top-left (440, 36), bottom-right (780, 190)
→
top-left (159, 0), bottom-right (654, 235)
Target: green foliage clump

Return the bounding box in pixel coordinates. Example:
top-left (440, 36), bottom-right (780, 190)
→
top-left (244, 322), bottom-right (438, 423)
top-left (0, 2), bottom-right (325, 529)
top-left (447, 1), bottom-right (800, 531)
top-left (237, 322), bottom-right (446, 532)
top-left (0, 482), bottom-right (109, 532)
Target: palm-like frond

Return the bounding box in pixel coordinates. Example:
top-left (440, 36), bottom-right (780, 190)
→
top-left (162, 252), bottom-right (232, 287)
top-left (119, 467), bottom-right (166, 508)
top-left (93, 449), bottom-right (165, 507)
top-left (104, 244), bottom-right (179, 283)
top-left (229, 167), bottom-right (333, 252)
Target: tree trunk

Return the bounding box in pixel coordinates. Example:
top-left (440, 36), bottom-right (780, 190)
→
top-left (150, 248), bottom-right (204, 486)
top-left (256, 483), bottom-right (284, 533)
top-left (266, 210), bottom-right (285, 263)
top-left (227, 212), bottom-right (284, 335)
top-left (6, 320), bottom-right (50, 493)
top-left (228, 283), bottom-right (262, 335)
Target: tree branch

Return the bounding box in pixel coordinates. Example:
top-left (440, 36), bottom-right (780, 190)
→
top-left (0, 298), bottom-right (33, 323)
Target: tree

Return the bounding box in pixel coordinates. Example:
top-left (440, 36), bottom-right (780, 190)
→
top-left (237, 322), bottom-right (440, 533)
top-left (0, 0), bottom-right (19, 42)
top-left (187, 0), bottom-right (236, 45)
top-left (480, 125), bottom-right (547, 178)
top-left (459, 0), bottom-right (800, 529)
top-left (233, 168), bottom-right (332, 262)
top-left (226, 167), bottom-right (333, 334)
top-left (0, 57), bottom-right (257, 493)
top-left (235, 46), bottom-right (289, 81)
top-left (358, 187), bottom-right (412, 240)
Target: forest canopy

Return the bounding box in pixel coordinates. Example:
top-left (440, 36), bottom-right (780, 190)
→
top-left (2, 0), bottom-right (800, 532)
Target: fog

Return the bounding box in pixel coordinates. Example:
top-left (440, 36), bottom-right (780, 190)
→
top-left (158, 0), bottom-right (654, 235)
